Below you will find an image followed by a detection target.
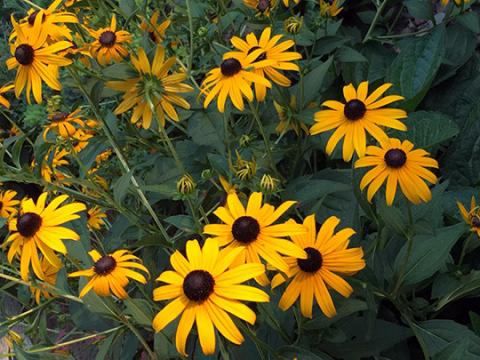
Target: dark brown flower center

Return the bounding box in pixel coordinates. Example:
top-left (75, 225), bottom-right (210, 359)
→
top-left (297, 247), bottom-right (322, 273)
top-left (472, 215), bottom-right (480, 228)
top-left (99, 31), bottom-right (117, 47)
top-left (257, 0), bottom-right (272, 12)
top-left (94, 256), bottom-right (116, 275)
top-left (384, 149), bottom-right (407, 168)
top-left (0, 201), bottom-right (3, 210)
top-left (148, 31), bottom-right (158, 43)
top-left (232, 216), bottom-right (260, 244)
top-left (52, 112), bottom-right (69, 122)
top-left (28, 11), bottom-right (44, 25)
top-left (15, 44), bottom-right (35, 66)
top-left (248, 46), bottom-right (267, 62)
top-left (183, 270), bottom-right (215, 302)
top-left (17, 212), bottom-right (42, 237)
top-left (344, 99), bottom-right (366, 120)
top-left (221, 58), bottom-right (242, 77)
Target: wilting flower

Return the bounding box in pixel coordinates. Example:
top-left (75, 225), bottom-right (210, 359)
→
top-left (204, 191), bottom-right (306, 285)
top-left (457, 196), bottom-right (480, 236)
top-left (30, 258), bottom-right (60, 304)
top-left (234, 151), bottom-right (257, 181)
top-left (260, 174), bottom-right (279, 193)
top-left (310, 82), bottom-right (407, 162)
top-left (0, 190), bottom-right (20, 218)
top-left (0, 84), bottom-right (14, 108)
top-left (69, 249), bottom-right (149, 298)
top-left (5, 192), bottom-right (85, 281)
top-left (6, 16), bottom-right (73, 104)
top-left (107, 47), bottom-right (192, 129)
top-left (225, 27), bottom-right (302, 101)
top-left (320, 0), bottom-right (343, 17)
top-left (243, 0), bottom-right (278, 16)
top-left (87, 206), bottom-right (107, 231)
top-left (355, 138), bottom-right (439, 205)
top-left (140, 10), bottom-right (171, 43)
top-left (43, 109), bottom-right (85, 139)
top-left (87, 15), bottom-right (131, 65)
top-left (272, 214), bottom-right (365, 318)
top-left (152, 238), bottom-right (269, 355)
top-left (274, 96), bottom-right (309, 135)
top-left (201, 51), bottom-right (272, 112)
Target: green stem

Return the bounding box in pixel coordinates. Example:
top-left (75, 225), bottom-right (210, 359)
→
top-left (0, 109), bottom-right (35, 147)
top-left (458, 234), bottom-right (474, 266)
top-left (20, 0), bottom-right (42, 10)
top-left (363, 0), bottom-right (390, 43)
top-left (185, 0), bottom-right (194, 73)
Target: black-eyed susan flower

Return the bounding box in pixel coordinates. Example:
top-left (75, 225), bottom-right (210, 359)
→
top-left (140, 10), bottom-right (170, 44)
top-left (354, 138), bottom-right (439, 206)
top-left (107, 47), bottom-right (192, 129)
top-left (36, 148), bottom-right (70, 183)
top-left (70, 129), bottom-right (93, 153)
top-left (201, 51), bottom-right (272, 112)
top-left (204, 191), bottom-right (306, 285)
top-left (225, 27), bottom-right (302, 101)
top-left (310, 82), bottom-right (407, 162)
top-left (274, 96), bottom-right (309, 135)
top-left (0, 190), bottom-right (20, 219)
top-left (441, 0), bottom-right (470, 5)
top-left (6, 16), bottom-right (73, 104)
top-left (320, 0), bottom-right (343, 17)
top-left (43, 109), bottom-right (85, 139)
top-left (457, 196), bottom-right (480, 237)
top-left (12, 0), bottom-right (78, 42)
top-left (5, 192), bottom-right (86, 281)
top-left (283, 0), bottom-right (300, 6)
top-left (87, 15), bottom-right (131, 65)
top-left (0, 84), bottom-right (14, 108)
top-left (69, 250), bottom-right (148, 298)
top-left (30, 258), bottom-right (60, 304)
top-left (152, 238), bottom-right (269, 356)
top-left (272, 214), bottom-right (365, 318)
top-left (244, 0), bottom-right (277, 16)
top-left (87, 206), bottom-right (107, 231)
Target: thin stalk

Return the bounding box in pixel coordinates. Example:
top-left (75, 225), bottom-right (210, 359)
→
top-left (363, 0), bottom-right (390, 43)
top-left (185, 0), bottom-right (194, 73)
top-left (458, 234), bottom-right (474, 266)
top-left (0, 109), bottom-right (35, 147)
top-left (20, 0), bottom-right (42, 10)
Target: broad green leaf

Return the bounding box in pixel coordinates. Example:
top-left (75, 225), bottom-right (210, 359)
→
top-left (113, 170), bottom-right (132, 203)
top-left (187, 111), bottom-right (225, 154)
top-left (336, 46), bottom-right (368, 63)
top-left (377, 200), bottom-right (407, 236)
top-left (124, 298), bottom-right (154, 328)
top-left (405, 0), bottom-right (433, 20)
top-left (435, 271), bottom-right (480, 311)
top-left (164, 215), bottom-right (195, 233)
top-left (303, 299), bottom-right (368, 330)
top-left (298, 56), bottom-right (334, 107)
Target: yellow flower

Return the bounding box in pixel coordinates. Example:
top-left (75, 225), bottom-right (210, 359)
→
top-left (234, 151), bottom-right (257, 181)
top-left (272, 214), bottom-right (365, 318)
top-left (225, 27), bottom-right (302, 101)
top-left (5, 192), bottom-right (86, 281)
top-left (107, 47), bottom-right (192, 129)
top-left (243, 0), bottom-right (278, 16)
top-left (70, 129), bottom-right (93, 153)
top-left (36, 148), bottom-right (70, 183)
top-left (274, 95), bottom-right (309, 135)
top-left (355, 138), bottom-right (439, 205)
top-left (139, 10), bottom-right (171, 44)
top-left (30, 258), bottom-right (60, 304)
top-left (0, 84), bottom-right (14, 108)
top-left (0, 190), bottom-right (20, 218)
top-left (44, 109), bottom-right (85, 139)
top-left (152, 238), bottom-right (269, 356)
top-left (457, 196), bottom-right (480, 236)
top-left (201, 51), bottom-right (272, 112)
top-left (441, 0), bottom-right (470, 5)
top-left (260, 174), bottom-right (279, 193)
top-left (204, 191), bottom-right (307, 285)
top-left (283, 0), bottom-right (300, 6)
top-left (310, 81), bottom-right (407, 162)
top-left (320, 0), bottom-right (343, 17)
top-left (87, 15), bottom-right (132, 65)
top-left (87, 206), bottom-right (107, 231)
top-left (6, 16), bottom-right (73, 104)
top-left (69, 249), bottom-right (149, 298)
top-left (219, 176), bottom-right (237, 195)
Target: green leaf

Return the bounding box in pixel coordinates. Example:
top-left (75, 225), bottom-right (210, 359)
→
top-left (458, 11), bottom-right (480, 33)
top-left (187, 111), bottom-right (225, 154)
top-left (377, 201), bottom-right (407, 236)
top-left (387, 27), bottom-right (446, 110)
top-left (95, 332), bottom-right (118, 360)
top-left (435, 271), bottom-right (480, 311)
top-left (164, 215), bottom-right (195, 233)
top-left (433, 339), bottom-right (469, 360)
top-left (113, 170), bottom-right (132, 203)
top-left (336, 46), bottom-right (368, 63)
top-left (394, 223), bottom-right (465, 286)
top-left (124, 298), bottom-right (154, 328)
top-left (405, 0), bottom-right (433, 20)
top-left (303, 299), bottom-right (368, 330)
top-left (279, 346), bottom-right (334, 360)
top-left (298, 56), bottom-right (334, 107)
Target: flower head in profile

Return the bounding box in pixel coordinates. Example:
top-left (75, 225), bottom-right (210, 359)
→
top-left (44, 109), bottom-right (85, 139)
top-left (204, 191), bottom-right (307, 285)
top-left (107, 47), bottom-right (192, 129)
top-left (69, 249), bottom-right (149, 298)
top-left (272, 214), bottom-right (365, 318)
top-left (30, 258), bottom-right (60, 304)
top-left (441, 0), bottom-right (470, 6)
top-left (5, 192), bottom-right (85, 281)
top-left (274, 95), bottom-right (309, 135)
top-left (35, 148), bottom-right (70, 183)
top-left (320, 0), bottom-right (343, 17)
top-left (0, 84), bottom-right (14, 109)
top-left (457, 196), bottom-right (480, 237)
top-left (243, 0), bottom-right (278, 16)
top-left (355, 138), bottom-right (439, 205)
top-left (0, 190), bottom-right (20, 219)
top-left (201, 51), bottom-right (272, 112)
top-left (87, 206), bottom-right (107, 231)
top-left (6, 16), bottom-right (73, 104)
top-left (87, 15), bottom-right (131, 65)
top-left (152, 238), bottom-right (269, 356)
top-left (140, 10), bottom-right (171, 44)
top-left (10, 0), bottom-right (78, 42)
top-left (310, 82), bottom-right (407, 161)
top-left (225, 27), bottom-right (302, 101)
